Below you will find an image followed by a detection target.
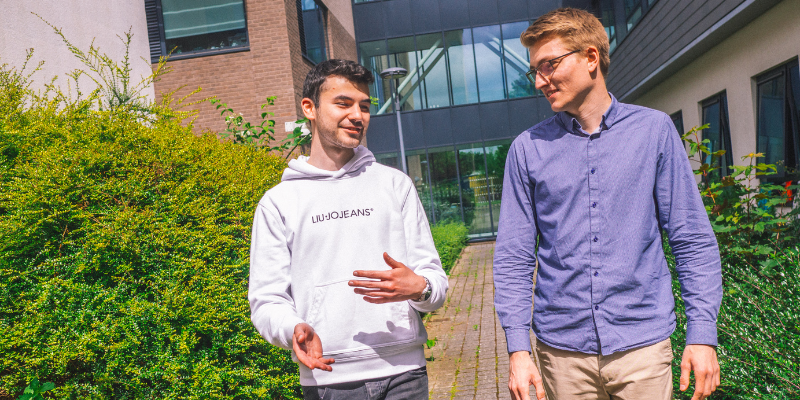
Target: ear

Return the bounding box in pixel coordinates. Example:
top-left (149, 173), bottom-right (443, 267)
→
top-left (301, 97), bottom-right (316, 121)
top-left (585, 46), bottom-right (600, 74)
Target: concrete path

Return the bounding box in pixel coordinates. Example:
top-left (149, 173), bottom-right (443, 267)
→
top-left (424, 242), bottom-right (539, 400)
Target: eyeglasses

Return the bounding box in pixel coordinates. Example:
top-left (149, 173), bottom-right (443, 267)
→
top-left (525, 50), bottom-right (582, 85)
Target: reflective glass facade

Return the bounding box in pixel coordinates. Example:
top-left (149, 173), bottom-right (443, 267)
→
top-left (354, 0), bottom-right (567, 238)
top-left (360, 21), bottom-right (538, 115)
top-left (375, 139), bottom-right (512, 238)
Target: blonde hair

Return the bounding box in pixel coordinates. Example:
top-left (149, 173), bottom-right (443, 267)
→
top-left (521, 8), bottom-right (610, 76)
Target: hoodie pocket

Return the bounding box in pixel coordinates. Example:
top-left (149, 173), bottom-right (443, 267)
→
top-left (306, 279), bottom-right (422, 358)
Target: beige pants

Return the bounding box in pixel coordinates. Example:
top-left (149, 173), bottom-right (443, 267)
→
top-left (536, 338), bottom-right (673, 400)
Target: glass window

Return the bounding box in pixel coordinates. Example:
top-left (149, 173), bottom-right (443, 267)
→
top-left (416, 33), bottom-right (450, 110)
top-left (360, 40), bottom-right (389, 114)
top-left (701, 92), bottom-right (733, 182)
top-left (484, 139), bottom-right (512, 235)
top-left (387, 36), bottom-right (423, 111)
top-left (406, 150), bottom-right (435, 224)
top-left (597, 0), bottom-right (617, 52)
top-left (299, 0), bottom-right (328, 64)
top-left (670, 111), bottom-right (684, 136)
top-left (472, 25), bottom-right (506, 102)
top-left (375, 152), bottom-right (400, 170)
top-left (445, 29), bottom-right (479, 106)
top-left (624, 0), bottom-right (642, 31)
top-left (458, 144), bottom-right (494, 238)
top-left (502, 22), bottom-right (535, 99)
top-left (160, 0), bottom-right (248, 55)
top-left (427, 147), bottom-right (463, 224)
top-left (756, 62), bottom-right (800, 181)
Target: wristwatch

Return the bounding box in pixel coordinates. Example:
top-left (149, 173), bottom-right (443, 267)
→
top-left (416, 276), bottom-right (432, 302)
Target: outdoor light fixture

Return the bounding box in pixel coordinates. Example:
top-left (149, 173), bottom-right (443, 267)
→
top-left (379, 67), bottom-right (409, 174)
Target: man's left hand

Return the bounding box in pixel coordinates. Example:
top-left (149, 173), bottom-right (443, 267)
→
top-left (349, 252), bottom-right (426, 303)
top-left (680, 344), bottom-right (721, 400)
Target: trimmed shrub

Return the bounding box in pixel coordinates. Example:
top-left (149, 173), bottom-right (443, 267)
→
top-left (430, 222), bottom-right (468, 274)
top-left (0, 64), bottom-right (301, 399)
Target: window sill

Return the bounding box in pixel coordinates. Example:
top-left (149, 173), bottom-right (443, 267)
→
top-left (158, 46), bottom-right (250, 63)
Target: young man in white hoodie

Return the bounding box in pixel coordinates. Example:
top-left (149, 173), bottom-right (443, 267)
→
top-left (248, 59), bottom-right (448, 400)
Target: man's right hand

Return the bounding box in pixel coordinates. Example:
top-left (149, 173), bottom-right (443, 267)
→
top-left (509, 351), bottom-right (546, 400)
top-left (293, 323), bottom-right (334, 371)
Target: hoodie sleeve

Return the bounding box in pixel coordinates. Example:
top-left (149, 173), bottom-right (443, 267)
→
top-left (401, 182), bottom-right (449, 313)
top-left (248, 200), bottom-right (305, 351)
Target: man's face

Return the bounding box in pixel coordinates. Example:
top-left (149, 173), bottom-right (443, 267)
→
top-left (529, 36), bottom-right (597, 115)
top-left (306, 76), bottom-right (372, 150)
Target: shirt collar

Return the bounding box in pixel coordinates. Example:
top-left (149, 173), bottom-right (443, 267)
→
top-left (556, 92), bottom-right (619, 135)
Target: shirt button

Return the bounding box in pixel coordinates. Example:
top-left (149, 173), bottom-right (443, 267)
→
top-left (593, 236), bottom-right (598, 242)
top-left (592, 202), bottom-right (597, 208)
top-left (590, 168), bottom-right (596, 174)
top-left (595, 305), bottom-right (599, 310)
top-left (594, 271), bottom-right (599, 277)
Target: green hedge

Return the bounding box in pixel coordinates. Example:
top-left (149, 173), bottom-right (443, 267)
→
top-left (0, 66), bottom-right (301, 399)
top-left (430, 222), bottom-right (468, 275)
top-left (667, 244), bottom-right (800, 399)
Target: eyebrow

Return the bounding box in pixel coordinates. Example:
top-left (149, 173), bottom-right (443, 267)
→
top-left (332, 95), bottom-right (371, 103)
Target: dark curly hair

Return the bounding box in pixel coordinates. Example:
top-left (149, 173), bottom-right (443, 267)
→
top-left (302, 59), bottom-right (375, 107)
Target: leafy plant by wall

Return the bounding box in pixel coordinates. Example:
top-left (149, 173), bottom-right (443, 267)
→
top-left (668, 126), bottom-right (800, 399)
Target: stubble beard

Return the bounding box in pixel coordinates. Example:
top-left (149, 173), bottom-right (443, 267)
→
top-left (316, 123), bottom-right (362, 150)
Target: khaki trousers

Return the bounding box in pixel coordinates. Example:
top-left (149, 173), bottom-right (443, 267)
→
top-left (536, 338), bottom-right (673, 400)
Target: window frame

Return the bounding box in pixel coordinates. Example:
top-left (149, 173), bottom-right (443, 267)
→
top-left (297, 0), bottom-right (330, 65)
top-left (146, 0), bottom-right (251, 63)
top-left (755, 59), bottom-right (800, 182)
top-left (700, 91), bottom-right (734, 181)
top-left (670, 110), bottom-right (684, 136)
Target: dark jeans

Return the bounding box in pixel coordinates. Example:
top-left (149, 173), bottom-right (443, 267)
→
top-left (302, 366), bottom-right (428, 400)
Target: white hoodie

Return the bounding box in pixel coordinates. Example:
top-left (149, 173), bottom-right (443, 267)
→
top-left (248, 146), bottom-right (448, 386)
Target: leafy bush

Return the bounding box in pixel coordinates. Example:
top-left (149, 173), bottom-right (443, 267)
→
top-left (0, 60), bottom-right (301, 399)
top-left (430, 222), bottom-right (468, 274)
top-left (667, 126), bottom-right (800, 399)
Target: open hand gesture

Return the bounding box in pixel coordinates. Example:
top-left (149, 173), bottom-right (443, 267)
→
top-left (349, 252), bottom-right (427, 303)
top-left (293, 323), bottom-right (334, 371)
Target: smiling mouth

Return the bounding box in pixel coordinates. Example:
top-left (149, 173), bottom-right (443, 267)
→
top-left (545, 89), bottom-right (558, 98)
top-left (341, 126), bottom-right (363, 135)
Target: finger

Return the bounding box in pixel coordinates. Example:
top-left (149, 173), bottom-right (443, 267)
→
top-left (353, 288), bottom-right (392, 297)
top-left (361, 295), bottom-right (395, 304)
top-left (691, 370), bottom-right (706, 400)
top-left (352, 270), bottom-right (391, 280)
top-left (349, 279), bottom-right (394, 290)
top-left (383, 252), bottom-right (405, 269)
top-left (680, 358), bottom-right (690, 391)
top-left (532, 369), bottom-right (546, 400)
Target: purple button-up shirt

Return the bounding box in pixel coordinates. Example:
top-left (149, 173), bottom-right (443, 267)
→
top-left (494, 94), bottom-right (722, 355)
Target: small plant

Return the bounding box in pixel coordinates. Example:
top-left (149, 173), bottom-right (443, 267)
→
top-left (17, 379), bottom-right (54, 400)
top-left (425, 337), bottom-right (438, 349)
top-left (473, 324), bottom-right (478, 331)
top-left (209, 97), bottom-right (311, 156)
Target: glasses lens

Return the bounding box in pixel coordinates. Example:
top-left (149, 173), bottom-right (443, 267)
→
top-left (525, 70), bottom-right (536, 85)
top-left (539, 62), bottom-right (554, 77)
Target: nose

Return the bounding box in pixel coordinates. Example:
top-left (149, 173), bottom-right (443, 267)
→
top-left (349, 103), bottom-right (365, 123)
top-left (534, 71), bottom-right (549, 91)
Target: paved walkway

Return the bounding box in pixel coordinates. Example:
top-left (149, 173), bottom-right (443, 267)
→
top-left (425, 242), bottom-right (539, 400)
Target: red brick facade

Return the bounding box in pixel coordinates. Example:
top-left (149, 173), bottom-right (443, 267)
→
top-left (152, 0), bottom-right (356, 144)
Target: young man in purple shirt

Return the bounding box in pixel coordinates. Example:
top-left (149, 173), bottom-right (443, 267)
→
top-left (493, 8), bottom-right (723, 400)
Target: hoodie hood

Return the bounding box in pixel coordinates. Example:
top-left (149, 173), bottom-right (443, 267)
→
top-left (282, 145), bottom-right (376, 181)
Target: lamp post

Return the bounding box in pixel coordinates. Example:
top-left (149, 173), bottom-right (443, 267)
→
top-left (379, 67), bottom-right (409, 174)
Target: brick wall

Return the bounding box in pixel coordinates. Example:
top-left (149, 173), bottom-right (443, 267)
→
top-left (327, 11), bottom-right (358, 62)
top-left (152, 0), bottom-right (356, 143)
